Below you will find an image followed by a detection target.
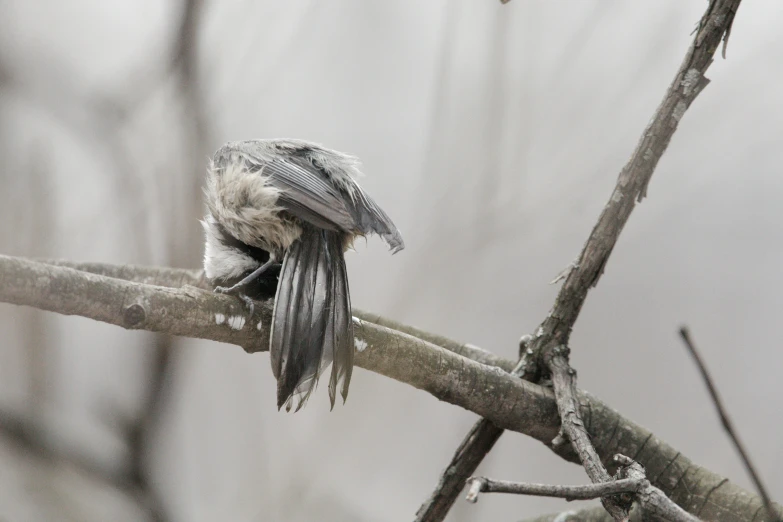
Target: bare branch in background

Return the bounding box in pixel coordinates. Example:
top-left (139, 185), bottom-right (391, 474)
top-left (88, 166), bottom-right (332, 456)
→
top-left (679, 327), bottom-right (779, 522)
top-left (110, 2), bottom-right (207, 518)
top-left (0, 409), bottom-right (168, 521)
top-left (0, 4), bottom-right (206, 518)
top-left (415, 1), bottom-right (743, 519)
top-left (115, 332), bottom-right (174, 522)
top-left (0, 255), bottom-right (779, 521)
top-left (168, 0), bottom-right (209, 267)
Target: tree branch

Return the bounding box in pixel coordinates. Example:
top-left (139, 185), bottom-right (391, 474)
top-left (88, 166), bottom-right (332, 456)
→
top-left (537, 3), bottom-right (744, 514)
top-left (416, 1), bottom-right (743, 519)
top-left (0, 256), bottom-right (779, 521)
top-left (465, 477), bottom-right (643, 503)
top-left (532, 0), bottom-right (735, 359)
top-left (472, 456), bottom-right (702, 522)
top-left (546, 349), bottom-right (631, 519)
top-left (679, 327), bottom-right (779, 522)
top-left (0, 255), bottom-right (561, 437)
top-left (39, 258), bottom-right (517, 372)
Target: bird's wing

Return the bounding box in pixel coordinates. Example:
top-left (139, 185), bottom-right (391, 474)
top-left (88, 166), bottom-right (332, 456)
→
top-left (342, 180), bottom-right (405, 253)
top-left (259, 157), bottom-right (404, 253)
top-left (259, 157), bottom-right (358, 232)
top-left (231, 141), bottom-right (404, 252)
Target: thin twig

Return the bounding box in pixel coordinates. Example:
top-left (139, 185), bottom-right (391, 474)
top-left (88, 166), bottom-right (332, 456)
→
top-left (417, 1), bottom-right (743, 519)
top-left (465, 477), bottom-right (643, 503)
top-left (469, 456), bottom-right (702, 522)
top-left (679, 326), bottom-right (779, 522)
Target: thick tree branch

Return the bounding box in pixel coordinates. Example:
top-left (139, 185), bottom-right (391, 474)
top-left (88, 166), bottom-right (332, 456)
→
top-left (40, 258), bottom-right (517, 372)
top-left (0, 255), bottom-right (561, 438)
top-left (417, 1), bottom-right (743, 520)
top-left (0, 256), bottom-right (779, 521)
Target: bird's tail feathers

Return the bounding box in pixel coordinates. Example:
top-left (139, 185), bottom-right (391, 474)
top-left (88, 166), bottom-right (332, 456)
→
top-left (270, 226), bottom-right (353, 411)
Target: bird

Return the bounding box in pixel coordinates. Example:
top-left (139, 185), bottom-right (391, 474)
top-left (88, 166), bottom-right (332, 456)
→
top-left (201, 139), bottom-right (404, 411)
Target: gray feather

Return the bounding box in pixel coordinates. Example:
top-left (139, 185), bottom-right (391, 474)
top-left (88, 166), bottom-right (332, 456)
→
top-left (269, 235), bottom-right (304, 381)
top-left (329, 234), bottom-right (353, 404)
top-left (346, 185), bottom-right (405, 253)
top-left (263, 158), bottom-right (356, 231)
top-left (270, 225), bottom-right (353, 411)
top-left (216, 139), bottom-right (405, 254)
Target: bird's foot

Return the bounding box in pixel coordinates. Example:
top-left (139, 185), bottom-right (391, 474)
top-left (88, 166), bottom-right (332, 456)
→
top-left (213, 285), bottom-right (255, 315)
top-left (214, 284), bottom-right (239, 295)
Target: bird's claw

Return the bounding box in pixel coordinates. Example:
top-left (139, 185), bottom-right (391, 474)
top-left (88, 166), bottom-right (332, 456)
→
top-left (213, 286), bottom-right (254, 314)
top-left (239, 295), bottom-right (255, 316)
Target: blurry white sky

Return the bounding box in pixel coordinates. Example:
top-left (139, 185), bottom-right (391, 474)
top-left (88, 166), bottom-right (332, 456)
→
top-left (0, 1), bottom-right (782, 521)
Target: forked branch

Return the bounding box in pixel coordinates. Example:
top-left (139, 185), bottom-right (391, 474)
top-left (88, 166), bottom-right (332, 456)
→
top-left (415, 1), bottom-right (743, 520)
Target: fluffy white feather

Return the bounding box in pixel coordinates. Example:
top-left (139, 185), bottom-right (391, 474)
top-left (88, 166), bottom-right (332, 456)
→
top-left (201, 215), bottom-right (260, 281)
top-left (205, 158), bottom-right (303, 255)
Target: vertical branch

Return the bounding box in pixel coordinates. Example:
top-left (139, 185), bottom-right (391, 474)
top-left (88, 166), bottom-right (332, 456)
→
top-left (122, 334), bottom-right (175, 522)
top-left (170, 0), bottom-right (209, 268)
top-left (118, 2), bottom-right (208, 520)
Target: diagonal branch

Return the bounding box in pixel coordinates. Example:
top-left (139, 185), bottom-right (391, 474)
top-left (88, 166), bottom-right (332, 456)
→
top-left (0, 256), bottom-right (779, 521)
top-left (416, 1), bottom-right (743, 520)
top-left (679, 327), bottom-right (779, 522)
top-left (536, 0), bottom-right (741, 515)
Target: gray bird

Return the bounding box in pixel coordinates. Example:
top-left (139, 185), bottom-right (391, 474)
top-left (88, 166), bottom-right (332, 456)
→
top-left (202, 139), bottom-right (404, 411)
